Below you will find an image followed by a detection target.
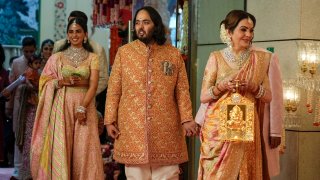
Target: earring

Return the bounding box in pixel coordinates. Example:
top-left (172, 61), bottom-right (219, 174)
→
top-left (226, 37), bottom-right (232, 48)
top-left (83, 38), bottom-right (87, 43)
top-left (67, 39), bottom-right (70, 44)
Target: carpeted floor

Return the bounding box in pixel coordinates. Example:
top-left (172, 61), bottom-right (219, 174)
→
top-left (0, 168), bottom-right (14, 180)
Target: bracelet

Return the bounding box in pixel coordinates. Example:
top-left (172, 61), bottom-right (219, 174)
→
top-left (255, 85), bottom-right (265, 99)
top-left (208, 86), bottom-right (219, 100)
top-left (76, 105), bottom-right (87, 113)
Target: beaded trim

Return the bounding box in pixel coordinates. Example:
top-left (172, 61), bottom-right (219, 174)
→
top-left (63, 47), bottom-right (89, 67)
top-left (209, 86), bottom-right (219, 99)
top-left (222, 47), bottom-right (250, 67)
top-left (255, 85), bottom-right (265, 99)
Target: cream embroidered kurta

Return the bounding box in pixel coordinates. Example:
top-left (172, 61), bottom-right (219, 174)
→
top-left (105, 40), bottom-right (193, 165)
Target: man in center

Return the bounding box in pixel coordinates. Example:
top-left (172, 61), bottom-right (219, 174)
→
top-left (105, 6), bottom-right (196, 179)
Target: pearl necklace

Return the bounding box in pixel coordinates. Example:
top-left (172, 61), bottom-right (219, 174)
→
top-left (63, 47), bottom-right (89, 67)
top-left (222, 47), bottom-right (251, 68)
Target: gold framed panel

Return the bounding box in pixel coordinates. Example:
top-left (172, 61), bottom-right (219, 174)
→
top-left (219, 93), bottom-right (255, 142)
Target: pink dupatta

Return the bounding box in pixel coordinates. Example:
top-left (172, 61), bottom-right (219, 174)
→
top-left (30, 53), bottom-right (69, 179)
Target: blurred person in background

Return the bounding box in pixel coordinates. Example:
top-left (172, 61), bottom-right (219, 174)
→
top-left (6, 37), bottom-right (37, 179)
top-left (0, 43), bottom-right (10, 167)
top-left (39, 39), bottom-right (54, 70)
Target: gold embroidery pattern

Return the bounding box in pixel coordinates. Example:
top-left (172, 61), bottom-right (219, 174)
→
top-left (105, 40), bottom-right (192, 164)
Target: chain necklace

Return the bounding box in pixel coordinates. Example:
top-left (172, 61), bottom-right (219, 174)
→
top-left (63, 46), bottom-right (89, 67)
top-left (223, 47), bottom-right (251, 68)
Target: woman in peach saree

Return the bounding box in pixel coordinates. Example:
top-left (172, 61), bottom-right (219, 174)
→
top-left (30, 18), bottom-right (104, 179)
top-left (197, 10), bottom-right (273, 180)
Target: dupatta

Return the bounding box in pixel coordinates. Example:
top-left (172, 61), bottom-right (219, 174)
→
top-left (30, 53), bottom-right (69, 179)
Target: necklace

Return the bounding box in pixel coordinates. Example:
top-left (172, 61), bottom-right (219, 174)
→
top-left (63, 47), bottom-right (89, 67)
top-left (223, 47), bottom-right (251, 68)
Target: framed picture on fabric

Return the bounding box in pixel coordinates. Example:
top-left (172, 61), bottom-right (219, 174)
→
top-left (0, 0), bottom-right (40, 45)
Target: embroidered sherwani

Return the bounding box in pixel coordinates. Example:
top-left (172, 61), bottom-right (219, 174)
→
top-left (105, 40), bottom-right (193, 165)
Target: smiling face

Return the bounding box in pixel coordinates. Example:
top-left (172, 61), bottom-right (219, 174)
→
top-left (41, 43), bottom-right (53, 60)
top-left (135, 10), bottom-right (155, 45)
top-left (67, 22), bottom-right (87, 48)
top-left (228, 18), bottom-right (254, 51)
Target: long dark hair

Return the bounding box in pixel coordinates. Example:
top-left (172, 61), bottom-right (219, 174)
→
top-left (220, 10), bottom-right (256, 33)
top-left (58, 17), bottom-right (93, 52)
top-left (133, 6), bottom-right (166, 45)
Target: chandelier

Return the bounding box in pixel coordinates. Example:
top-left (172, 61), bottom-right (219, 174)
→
top-left (283, 41), bottom-right (320, 127)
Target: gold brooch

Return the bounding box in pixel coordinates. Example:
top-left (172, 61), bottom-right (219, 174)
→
top-left (218, 80), bottom-right (255, 142)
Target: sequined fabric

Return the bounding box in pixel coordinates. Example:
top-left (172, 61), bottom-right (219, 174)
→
top-left (105, 40), bottom-right (193, 165)
top-left (197, 49), bottom-right (271, 180)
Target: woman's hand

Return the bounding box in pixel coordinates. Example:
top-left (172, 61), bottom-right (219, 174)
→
top-left (75, 111), bottom-right (87, 125)
top-left (238, 80), bottom-right (258, 94)
top-left (69, 75), bottom-right (81, 85)
top-left (219, 80), bottom-right (235, 92)
top-left (58, 76), bottom-right (82, 87)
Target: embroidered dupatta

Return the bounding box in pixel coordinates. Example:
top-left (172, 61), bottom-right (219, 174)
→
top-left (30, 53), bottom-right (69, 179)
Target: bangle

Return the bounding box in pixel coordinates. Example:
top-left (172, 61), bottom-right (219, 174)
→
top-left (208, 86), bottom-right (219, 99)
top-left (76, 105), bottom-right (86, 113)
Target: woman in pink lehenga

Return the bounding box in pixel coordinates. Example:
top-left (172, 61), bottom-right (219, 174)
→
top-left (30, 17), bottom-right (104, 179)
top-left (197, 10), bottom-right (273, 180)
